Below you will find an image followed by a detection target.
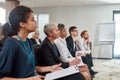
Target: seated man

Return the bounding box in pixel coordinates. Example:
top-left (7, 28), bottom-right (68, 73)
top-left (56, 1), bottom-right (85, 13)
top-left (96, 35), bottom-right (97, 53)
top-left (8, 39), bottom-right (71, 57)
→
top-left (76, 30), bottom-right (98, 76)
top-left (35, 23), bottom-right (85, 80)
top-left (54, 23), bottom-right (91, 80)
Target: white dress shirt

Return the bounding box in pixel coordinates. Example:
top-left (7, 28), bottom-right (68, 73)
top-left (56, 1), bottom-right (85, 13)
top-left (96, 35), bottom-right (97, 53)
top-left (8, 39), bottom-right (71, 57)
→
top-left (35, 39), bottom-right (40, 44)
top-left (54, 37), bottom-right (73, 62)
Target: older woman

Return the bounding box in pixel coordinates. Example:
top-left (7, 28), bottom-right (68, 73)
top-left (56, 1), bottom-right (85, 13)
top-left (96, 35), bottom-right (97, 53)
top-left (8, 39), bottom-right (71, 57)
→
top-left (35, 23), bottom-right (85, 80)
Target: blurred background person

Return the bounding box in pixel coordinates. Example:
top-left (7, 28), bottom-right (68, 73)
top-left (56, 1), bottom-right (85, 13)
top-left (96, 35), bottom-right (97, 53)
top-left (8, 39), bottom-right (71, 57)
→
top-left (30, 30), bottom-right (41, 45)
top-left (0, 22), bottom-right (16, 52)
top-left (0, 23), bottom-right (3, 52)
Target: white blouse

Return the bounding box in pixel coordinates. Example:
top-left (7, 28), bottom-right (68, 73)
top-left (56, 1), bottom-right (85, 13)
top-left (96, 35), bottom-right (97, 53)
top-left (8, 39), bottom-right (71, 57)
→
top-left (54, 37), bottom-right (73, 62)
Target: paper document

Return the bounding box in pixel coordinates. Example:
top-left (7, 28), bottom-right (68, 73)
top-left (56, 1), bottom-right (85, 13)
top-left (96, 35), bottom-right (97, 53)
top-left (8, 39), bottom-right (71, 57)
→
top-left (76, 56), bottom-right (85, 66)
top-left (76, 50), bottom-right (91, 55)
top-left (45, 65), bottom-right (79, 80)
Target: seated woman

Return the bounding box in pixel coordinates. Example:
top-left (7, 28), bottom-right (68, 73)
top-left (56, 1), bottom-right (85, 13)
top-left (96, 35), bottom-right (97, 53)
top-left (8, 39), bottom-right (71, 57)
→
top-left (35, 23), bottom-right (86, 80)
top-left (0, 6), bottom-right (41, 80)
top-left (0, 23), bottom-right (15, 52)
top-left (54, 23), bottom-right (91, 80)
top-left (0, 6), bottom-right (61, 80)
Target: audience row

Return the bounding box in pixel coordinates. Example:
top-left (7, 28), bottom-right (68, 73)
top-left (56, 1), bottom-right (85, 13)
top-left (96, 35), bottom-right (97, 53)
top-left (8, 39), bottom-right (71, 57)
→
top-left (0, 6), bottom-right (97, 80)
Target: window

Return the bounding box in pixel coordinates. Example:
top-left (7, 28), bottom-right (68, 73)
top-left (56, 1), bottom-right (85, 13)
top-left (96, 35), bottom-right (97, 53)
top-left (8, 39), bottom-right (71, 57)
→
top-left (38, 14), bottom-right (49, 41)
top-left (0, 7), bottom-right (6, 24)
top-left (28, 14), bottom-right (49, 41)
top-left (113, 11), bottom-right (120, 58)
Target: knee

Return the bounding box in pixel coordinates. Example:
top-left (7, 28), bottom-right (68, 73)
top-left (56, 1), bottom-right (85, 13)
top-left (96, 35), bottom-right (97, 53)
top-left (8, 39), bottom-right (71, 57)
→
top-left (81, 72), bottom-right (91, 80)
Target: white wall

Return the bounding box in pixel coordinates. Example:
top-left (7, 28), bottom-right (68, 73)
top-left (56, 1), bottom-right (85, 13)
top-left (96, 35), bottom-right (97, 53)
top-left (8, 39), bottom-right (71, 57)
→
top-left (32, 4), bottom-right (120, 58)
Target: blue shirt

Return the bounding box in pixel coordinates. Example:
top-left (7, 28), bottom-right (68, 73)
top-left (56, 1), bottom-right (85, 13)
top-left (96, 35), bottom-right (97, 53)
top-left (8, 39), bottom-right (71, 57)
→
top-left (0, 37), bottom-right (37, 78)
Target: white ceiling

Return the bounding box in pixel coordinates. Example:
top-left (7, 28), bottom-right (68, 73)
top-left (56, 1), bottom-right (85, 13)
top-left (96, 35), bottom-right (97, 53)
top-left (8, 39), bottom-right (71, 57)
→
top-left (19, 0), bottom-right (120, 8)
top-left (0, 0), bottom-right (120, 8)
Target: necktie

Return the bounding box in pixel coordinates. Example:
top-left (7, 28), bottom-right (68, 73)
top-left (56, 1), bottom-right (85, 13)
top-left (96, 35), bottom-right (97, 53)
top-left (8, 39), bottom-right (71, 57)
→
top-left (74, 41), bottom-right (77, 51)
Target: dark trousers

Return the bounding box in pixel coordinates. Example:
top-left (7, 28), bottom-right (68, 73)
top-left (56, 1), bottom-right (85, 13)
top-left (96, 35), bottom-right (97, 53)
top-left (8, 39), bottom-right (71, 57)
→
top-left (81, 56), bottom-right (94, 75)
top-left (86, 54), bottom-right (93, 67)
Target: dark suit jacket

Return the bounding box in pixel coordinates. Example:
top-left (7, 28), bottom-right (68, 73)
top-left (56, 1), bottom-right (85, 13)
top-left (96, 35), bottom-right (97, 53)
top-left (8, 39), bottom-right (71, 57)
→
top-left (66, 36), bottom-right (76, 57)
top-left (30, 38), bottom-right (41, 45)
top-left (35, 37), bottom-right (85, 80)
top-left (35, 37), bottom-right (69, 68)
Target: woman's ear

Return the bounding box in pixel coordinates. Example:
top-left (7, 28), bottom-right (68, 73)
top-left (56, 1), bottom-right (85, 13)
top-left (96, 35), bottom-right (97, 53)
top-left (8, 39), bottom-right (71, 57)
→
top-left (20, 22), bottom-right (25, 28)
top-left (48, 31), bottom-right (52, 37)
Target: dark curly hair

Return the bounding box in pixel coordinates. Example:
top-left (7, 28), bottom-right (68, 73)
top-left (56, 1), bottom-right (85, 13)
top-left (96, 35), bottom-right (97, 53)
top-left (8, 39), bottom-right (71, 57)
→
top-left (57, 23), bottom-right (65, 30)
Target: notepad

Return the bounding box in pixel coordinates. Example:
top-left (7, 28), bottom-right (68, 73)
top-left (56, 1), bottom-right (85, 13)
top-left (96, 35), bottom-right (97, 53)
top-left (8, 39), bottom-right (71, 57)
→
top-left (45, 65), bottom-right (79, 80)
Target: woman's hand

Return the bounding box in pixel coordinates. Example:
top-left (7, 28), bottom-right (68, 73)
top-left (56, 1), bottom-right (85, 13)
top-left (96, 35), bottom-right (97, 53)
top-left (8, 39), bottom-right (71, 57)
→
top-left (69, 58), bottom-right (80, 66)
top-left (50, 63), bottom-right (63, 72)
top-left (76, 51), bottom-right (86, 57)
top-left (76, 52), bottom-right (85, 56)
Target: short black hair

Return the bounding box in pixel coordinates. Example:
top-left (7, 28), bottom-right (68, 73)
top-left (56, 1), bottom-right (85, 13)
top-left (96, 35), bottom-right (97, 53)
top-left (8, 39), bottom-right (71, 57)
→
top-left (57, 23), bottom-right (65, 30)
top-left (69, 26), bottom-right (77, 34)
top-left (8, 5), bottom-right (33, 36)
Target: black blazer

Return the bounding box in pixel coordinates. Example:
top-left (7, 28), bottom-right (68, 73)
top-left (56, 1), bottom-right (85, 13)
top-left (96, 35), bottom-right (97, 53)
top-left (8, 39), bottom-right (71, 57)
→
top-left (35, 37), bottom-right (69, 68)
top-left (66, 36), bottom-right (76, 57)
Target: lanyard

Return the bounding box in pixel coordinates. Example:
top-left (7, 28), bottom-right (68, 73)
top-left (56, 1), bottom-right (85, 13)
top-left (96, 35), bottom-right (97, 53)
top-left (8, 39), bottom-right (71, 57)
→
top-left (17, 34), bottom-right (35, 69)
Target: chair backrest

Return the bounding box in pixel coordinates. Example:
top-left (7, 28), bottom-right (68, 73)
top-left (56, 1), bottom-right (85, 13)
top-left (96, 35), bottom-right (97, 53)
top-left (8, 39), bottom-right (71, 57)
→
top-left (32, 44), bottom-right (41, 55)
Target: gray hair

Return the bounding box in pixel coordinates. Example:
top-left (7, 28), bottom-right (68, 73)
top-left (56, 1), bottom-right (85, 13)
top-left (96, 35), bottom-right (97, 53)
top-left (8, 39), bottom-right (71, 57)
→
top-left (44, 23), bottom-right (56, 36)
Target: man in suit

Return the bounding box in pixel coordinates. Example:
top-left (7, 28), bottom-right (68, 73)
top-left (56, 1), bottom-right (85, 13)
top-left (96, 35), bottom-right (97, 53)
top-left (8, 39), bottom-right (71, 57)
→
top-left (66, 26), bottom-right (78, 57)
top-left (35, 23), bottom-right (85, 80)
